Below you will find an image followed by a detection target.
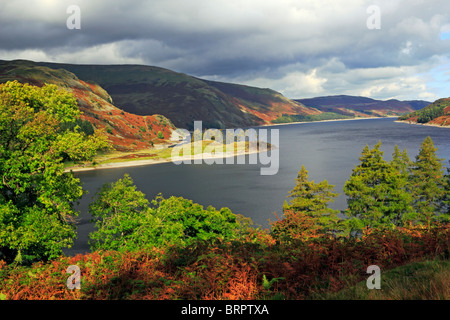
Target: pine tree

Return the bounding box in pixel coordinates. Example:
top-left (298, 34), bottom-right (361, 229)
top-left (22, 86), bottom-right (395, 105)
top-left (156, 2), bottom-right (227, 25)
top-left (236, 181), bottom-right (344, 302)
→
top-left (282, 165), bottom-right (340, 235)
top-left (391, 145), bottom-right (411, 176)
top-left (410, 137), bottom-right (446, 227)
top-left (390, 145), bottom-right (416, 224)
top-left (343, 141), bottom-right (414, 233)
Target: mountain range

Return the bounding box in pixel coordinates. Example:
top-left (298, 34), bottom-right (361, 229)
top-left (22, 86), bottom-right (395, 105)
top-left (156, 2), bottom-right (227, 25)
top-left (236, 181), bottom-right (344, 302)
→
top-left (35, 61), bottom-right (321, 130)
top-left (296, 95), bottom-right (430, 117)
top-left (33, 61), bottom-right (431, 127)
top-left (0, 59), bottom-right (444, 151)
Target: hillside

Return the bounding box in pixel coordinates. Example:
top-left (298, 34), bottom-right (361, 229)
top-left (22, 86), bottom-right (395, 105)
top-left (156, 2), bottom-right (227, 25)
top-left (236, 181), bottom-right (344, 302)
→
top-left (310, 259), bottom-right (449, 300)
top-left (296, 95), bottom-right (430, 117)
top-left (1, 60), bottom-right (435, 134)
top-left (35, 61), bottom-right (321, 129)
top-left (398, 98), bottom-right (450, 127)
top-left (0, 60), bottom-right (176, 151)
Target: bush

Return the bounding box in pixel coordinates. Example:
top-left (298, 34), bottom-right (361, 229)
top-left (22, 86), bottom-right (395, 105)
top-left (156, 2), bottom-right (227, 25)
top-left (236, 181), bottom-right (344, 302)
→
top-left (89, 175), bottom-right (250, 252)
top-left (0, 223), bottom-right (447, 300)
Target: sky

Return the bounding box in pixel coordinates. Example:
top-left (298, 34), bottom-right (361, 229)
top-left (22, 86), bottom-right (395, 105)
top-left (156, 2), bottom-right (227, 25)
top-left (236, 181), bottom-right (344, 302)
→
top-left (1, 0), bottom-right (450, 101)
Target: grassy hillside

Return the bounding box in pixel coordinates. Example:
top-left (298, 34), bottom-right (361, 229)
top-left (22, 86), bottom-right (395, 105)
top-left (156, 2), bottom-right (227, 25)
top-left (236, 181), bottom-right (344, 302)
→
top-left (398, 98), bottom-right (450, 126)
top-left (0, 60), bottom-right (176, 151)
top-left (272, 112), bottom-right (353, 124)
top-left (309, 259), bottom-right (449, 300)
top-left (297, 95), bottom-right (430, 117)
top-left (36, 61), bottom-right (320, 129)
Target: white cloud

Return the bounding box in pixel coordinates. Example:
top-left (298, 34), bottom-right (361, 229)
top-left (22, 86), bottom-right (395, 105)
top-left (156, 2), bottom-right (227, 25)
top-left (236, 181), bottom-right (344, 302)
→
top-left (242, 69), bottom-right (327, 98)
top-left (1, 0), bottom-right (450, 100)
top-left (0, 49), bottom-right (49, 62)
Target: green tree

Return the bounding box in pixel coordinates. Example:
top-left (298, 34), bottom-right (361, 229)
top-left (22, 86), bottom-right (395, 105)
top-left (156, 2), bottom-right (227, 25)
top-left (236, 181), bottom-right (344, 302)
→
top-left (444, 161), bottom-right (450, 215)
top-left (390, 145), bottom-right (416, 224)
top-left (391, 145), bottom-right (412, 176)
top-left (150, 194), bottom-right (247, 247)
top-left (89, 174), bottom-right (249, 251)
top-left (0, 81), bottom-right (109, 264)
top-left (88, 174), bottom-right (153, 251)
top-left (410, 137), bottom-right (447, 227)
top-left (343, 142), bottom-right (414, 233)
top-left (277, 165), bottom-right (340, 239)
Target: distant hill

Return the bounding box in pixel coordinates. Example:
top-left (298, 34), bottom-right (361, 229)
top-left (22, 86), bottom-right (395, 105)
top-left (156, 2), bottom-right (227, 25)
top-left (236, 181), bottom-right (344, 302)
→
top-left (1, 60), bottom-right (435, 135)
top-left (0, 60), bottom-right (176, 151)
top-left (296, 95), bottom-right (430, 117)
top-left (35, 61), bottom-right (320, 130)
top-left (398, 98), bottom-right (450, 127)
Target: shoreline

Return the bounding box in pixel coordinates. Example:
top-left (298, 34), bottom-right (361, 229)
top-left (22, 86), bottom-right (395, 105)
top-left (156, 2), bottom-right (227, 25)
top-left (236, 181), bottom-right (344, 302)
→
top-left (258, 116), bottom-right (398, 128)
top-left (395, 120), bottom-right (450, 129)
top-left (66, 147), bottom-right (265, 173)
top-left (66, 116), bottom-right (401, 173)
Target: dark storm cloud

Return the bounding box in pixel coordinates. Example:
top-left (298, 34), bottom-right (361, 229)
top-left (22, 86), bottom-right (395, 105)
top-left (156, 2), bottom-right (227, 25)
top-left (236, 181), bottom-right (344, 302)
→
top-left (1, 0), bottom-right (450, 100)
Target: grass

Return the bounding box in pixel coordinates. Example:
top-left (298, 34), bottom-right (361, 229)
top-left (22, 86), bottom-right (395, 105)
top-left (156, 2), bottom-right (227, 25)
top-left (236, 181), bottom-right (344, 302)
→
top-left (309, 259), bottom-right (449, 300)
top-left (272, 112), bottom-right (354, 124)
top-left (64, 140), bottom-right (266, 170)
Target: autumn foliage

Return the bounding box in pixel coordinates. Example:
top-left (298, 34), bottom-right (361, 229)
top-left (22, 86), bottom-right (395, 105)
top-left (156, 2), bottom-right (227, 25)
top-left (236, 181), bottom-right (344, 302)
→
top-left (0, 80), bottom-right (448, 301)
top-left (0, 223), bottom-right (448, 300)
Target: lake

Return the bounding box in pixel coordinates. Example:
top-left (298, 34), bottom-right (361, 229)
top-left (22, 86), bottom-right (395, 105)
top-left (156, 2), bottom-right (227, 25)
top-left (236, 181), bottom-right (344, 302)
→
top-left (67, 118), bottom-right (450, 255)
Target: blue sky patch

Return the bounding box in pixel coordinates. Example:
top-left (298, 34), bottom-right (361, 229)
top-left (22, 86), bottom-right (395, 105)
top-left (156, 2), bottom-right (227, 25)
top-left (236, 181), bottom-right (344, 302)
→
top-left (441, 31), bottom-right (450, 40)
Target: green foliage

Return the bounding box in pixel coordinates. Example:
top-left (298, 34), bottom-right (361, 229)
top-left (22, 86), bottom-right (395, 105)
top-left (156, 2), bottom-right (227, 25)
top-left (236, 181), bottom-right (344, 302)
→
top-left (272, 112), bottom-right (352, 124)
top-left (60, 118), bottom-right (95, 136)
top-left (416, 104), bottom-right (446, 123)
top-left (444, 162), bottom-right (450, 214)
top-left (89, 174), bottom-right (249, 251)
top-left (343, 138), bottom-right (449, 233)
top-left (157, 131), bottom-right (164, 139)
top-left (343, 142), bottom-right (415, 233)
top-left (390, 145), bottom-right (416, 223)
top-left (391, 145), bottom-right (412, 175)
top-left (284, 166), bottom-right (339, 215)
top-left (0, 81), bottom-right (109, 264)
top-left (312, 259), bottom-right (450, 300)
top-left (410, 137), bottom-right (448, 226)
top-left (88, 174), bottom-right (152, 251)
top-left (261, 274), bottom-right (286, 300)
top-left (276, 165), bottom-right (341, 240)
top-left (398, 98), bottom-right (449, 123)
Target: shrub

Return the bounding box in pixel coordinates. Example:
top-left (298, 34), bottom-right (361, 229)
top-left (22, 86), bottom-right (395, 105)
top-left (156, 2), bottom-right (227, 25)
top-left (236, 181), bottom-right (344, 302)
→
top-left (0, 223), bottom-right (447, 300)
top-left (89, 175), bottom-right (250, 252)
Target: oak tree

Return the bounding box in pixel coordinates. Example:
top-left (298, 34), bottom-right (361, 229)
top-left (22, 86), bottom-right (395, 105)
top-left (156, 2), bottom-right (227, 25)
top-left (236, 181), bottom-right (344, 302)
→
top-left (0, 81), bottom-right (109, 263)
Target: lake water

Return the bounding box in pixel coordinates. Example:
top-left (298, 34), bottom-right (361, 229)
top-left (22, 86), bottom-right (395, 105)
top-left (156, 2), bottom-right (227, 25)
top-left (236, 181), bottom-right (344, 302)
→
top-left (67, 118), bottom-right (450, 255)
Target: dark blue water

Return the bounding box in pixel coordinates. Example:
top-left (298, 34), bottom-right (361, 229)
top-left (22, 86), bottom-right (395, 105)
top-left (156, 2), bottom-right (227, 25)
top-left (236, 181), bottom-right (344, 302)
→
top-left (68, 118), bottom-right (450, 255)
